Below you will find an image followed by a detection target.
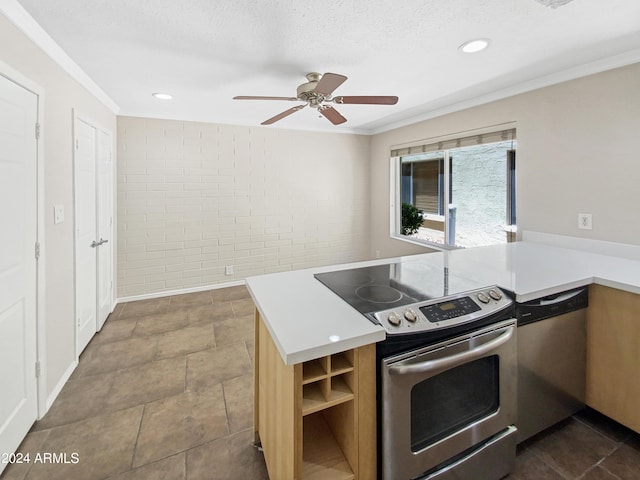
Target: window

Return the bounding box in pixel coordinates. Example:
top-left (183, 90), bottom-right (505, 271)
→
top-left (392, 126), bottom-right (516, 249)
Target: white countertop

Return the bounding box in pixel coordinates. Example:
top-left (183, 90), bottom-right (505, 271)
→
top-left (246, 241), bottom-right (640, 365)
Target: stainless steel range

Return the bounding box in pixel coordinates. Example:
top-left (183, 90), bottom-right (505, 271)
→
top-left (315, 261), bottom-right (518, 480)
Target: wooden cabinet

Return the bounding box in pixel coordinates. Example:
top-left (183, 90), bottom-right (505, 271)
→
top-left (586, 285), bottom-right (640, 433)
top-left (254, 311), bottom-right (376, 479)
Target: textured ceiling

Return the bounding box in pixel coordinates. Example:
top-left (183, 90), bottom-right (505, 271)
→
top-left (14, 0), bottom-right (640, 133)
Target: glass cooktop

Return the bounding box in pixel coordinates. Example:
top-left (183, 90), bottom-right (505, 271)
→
top-left (314, 261), bottom-right (482, 316)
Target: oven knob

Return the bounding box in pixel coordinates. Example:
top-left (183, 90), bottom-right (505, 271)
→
top-left (387, 312), bottom-right (402, 327)
top-left (477, 292), bottom-right (490, 304)
top-left (404, 308), bottom-right (418, 322)
top-left (489, 289), bottom-right (503, 301)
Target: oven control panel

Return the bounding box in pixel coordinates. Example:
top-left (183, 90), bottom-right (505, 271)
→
top-left (370, 287), bottom-right (512, 335)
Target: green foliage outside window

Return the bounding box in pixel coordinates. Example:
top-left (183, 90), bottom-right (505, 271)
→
top-left (401, 203), bottom-right (423, 235)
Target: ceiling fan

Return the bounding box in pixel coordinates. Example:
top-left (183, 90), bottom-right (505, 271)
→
top-left (233, 72), bottom-right (398, 126)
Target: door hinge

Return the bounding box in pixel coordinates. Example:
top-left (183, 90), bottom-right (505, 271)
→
top-left (35, 242), bottom-right (40, 259)
top-left (75, 139), bottom-right (79, 149)
top-left (35, 123), bottom-right (40, 140)
top-left (35, 361), bottom-right (41, 378)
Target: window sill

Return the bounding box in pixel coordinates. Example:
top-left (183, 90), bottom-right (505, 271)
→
top-left (390, 234), bottom-right (460, 252)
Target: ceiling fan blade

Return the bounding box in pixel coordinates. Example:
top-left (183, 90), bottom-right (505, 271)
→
top-left (333, 96), bottom-right (398, 105)
top-left (234, 96), bottom-right (299, 101)
top-left (314, 73), bottom-right (347, 96)
top-left (261, 105), bottom-right (305, 125)
top-left (319, 106), bottom-right (347, 125)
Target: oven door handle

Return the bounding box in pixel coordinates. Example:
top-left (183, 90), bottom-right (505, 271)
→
top-left (388, 326), bottom-right (514, 376)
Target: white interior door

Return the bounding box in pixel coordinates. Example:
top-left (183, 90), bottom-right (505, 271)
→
top-left (75, 118), bottom-right (97, 353)
top-left (0, 74), bottom-right (38, 472)
top-left (96, 129), bottom-right (112, 329)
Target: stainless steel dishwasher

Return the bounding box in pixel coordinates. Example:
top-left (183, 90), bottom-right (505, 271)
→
top-left (515, 287), bottom-right (588, 443)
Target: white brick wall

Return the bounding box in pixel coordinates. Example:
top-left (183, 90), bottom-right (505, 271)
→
top-left (117, 117), bottom-right (372, 297)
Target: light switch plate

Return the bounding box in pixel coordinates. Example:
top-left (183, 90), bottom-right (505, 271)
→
top-left (54, 204), bottom-right (64, 224)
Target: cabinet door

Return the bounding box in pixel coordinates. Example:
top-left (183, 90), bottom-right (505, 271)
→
top-left (586, 285), bottom-right (640, 433)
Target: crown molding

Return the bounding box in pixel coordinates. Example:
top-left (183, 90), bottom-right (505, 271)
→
top-left (0, 0), bottom-right (119, 113)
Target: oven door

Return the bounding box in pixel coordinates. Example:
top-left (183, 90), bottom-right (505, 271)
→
top-left (381, 320), bottom-right (517, 480)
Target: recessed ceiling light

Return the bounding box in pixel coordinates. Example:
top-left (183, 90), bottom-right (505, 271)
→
top-left (459, 39), bottom-right (490, 53)
top-left (152, 92), bottom-right (173, 100)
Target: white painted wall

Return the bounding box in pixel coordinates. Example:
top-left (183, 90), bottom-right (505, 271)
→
top-left (117, 117), bottom-right (371, 298)
top-left (370, 62), bottom-right (640, 259)
top-left (0, 13), bottom-right (117, 398)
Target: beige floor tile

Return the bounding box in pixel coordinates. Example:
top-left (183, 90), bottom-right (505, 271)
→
top-left (230, 298), bottom-right (255, 317)
top-left (184, 303), bottom-right (234, 326)
top-left (134, 310), bottom-right (189, 337)
top-left (155, 323), bottom-right (215, 359)
top-left (105, 453), bottom-right (186, 480)
top-left (33, 372), bottom-right (116, 431)
top-left (74, 335), bottom-right (159, 377)
top-left (133, 385), bottom-right (228, 468)
top-left (600, 436), bottom-right (640, 480)
top-left (25, 406), bottom-right (144, 480)
top-left (507, 448), bottom-right (564, 479)
top-left (186, 343), bottom-right (252, 394)
top-left (222, 374), bottom-right (253, 433)
top-left (169, 291), bottom-right (213, 307)
top-left (211, 285), bottom-right (251, 303)
top-left (91, 319), bottom-right (137, 345)
top-left (105, 356), bottom-right (186, 411)
top-left (118, 297), bottom-right (170, 320)
top-left (185, 429), bottom-right (268, 480)
top-left (530, 418), bottom-right (618, 478)
top-left (213, 314), bottom-right (254, 346)
top-left (580, 465), bottom-right (622, 479)
top-left (111, 302), bottom-right (126, 318)
top-left (0, 430), bottom-right (50, 480)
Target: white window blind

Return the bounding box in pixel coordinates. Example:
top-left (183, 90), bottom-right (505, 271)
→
top-left (391, 128), bottom-right (516, 158)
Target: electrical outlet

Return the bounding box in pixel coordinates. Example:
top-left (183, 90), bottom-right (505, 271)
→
top-left (578, 213), bottom-right (592, 230)
top-left (225, 265), bottom-right (234, 276)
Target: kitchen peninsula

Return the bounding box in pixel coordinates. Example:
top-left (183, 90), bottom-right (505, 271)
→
top-left (247, 238), bottom-right (640, 479)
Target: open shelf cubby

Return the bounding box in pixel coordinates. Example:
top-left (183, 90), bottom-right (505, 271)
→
top-left (302, 412), bottom-right (355, 480)
top-left (301, 352), bottom-right (355, 416)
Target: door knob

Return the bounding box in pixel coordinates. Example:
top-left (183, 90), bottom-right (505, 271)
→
top-left (90, 240), bottom-right (100, 248)
top-left (99, 238), bottom-right (109, 246)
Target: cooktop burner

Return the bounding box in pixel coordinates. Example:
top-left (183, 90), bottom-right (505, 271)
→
top-left (315, 264), bottom-right (428, 315)
top-left (356, 284), bottom-right (403, 303)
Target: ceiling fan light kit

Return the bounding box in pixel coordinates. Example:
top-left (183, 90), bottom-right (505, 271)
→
top-left (233, 72), bottom-right (398, 126)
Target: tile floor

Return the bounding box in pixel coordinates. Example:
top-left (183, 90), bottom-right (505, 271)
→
top-left (2, 286), bottom-right (639, 480)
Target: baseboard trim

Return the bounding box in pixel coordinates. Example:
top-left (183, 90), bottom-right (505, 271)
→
top-left (43, 359), bottom-right (78, 417)
top-left (116, 279), bottom-right (247, 304)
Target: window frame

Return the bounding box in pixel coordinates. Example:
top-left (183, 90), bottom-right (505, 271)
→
top-left (389, 124), bottom-right (517, 251)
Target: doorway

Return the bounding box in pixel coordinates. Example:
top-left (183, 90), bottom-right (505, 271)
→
top-left (74, 113), bottom-right (113, 354)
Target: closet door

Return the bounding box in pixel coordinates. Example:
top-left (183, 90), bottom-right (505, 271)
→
top-left (74, 117), bottom-right (98, 353)
top-left (74, 116), bottom-right (114, 353)
top-left (96, 129), bottom-right (113, 329)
